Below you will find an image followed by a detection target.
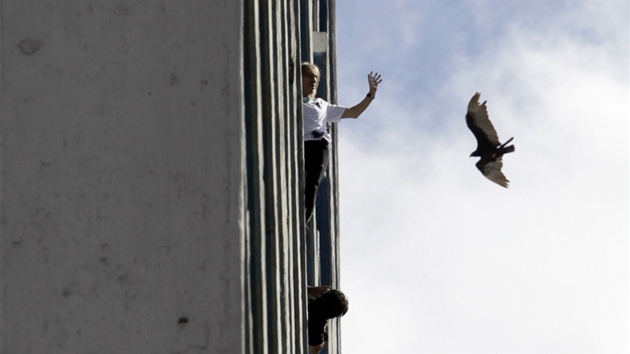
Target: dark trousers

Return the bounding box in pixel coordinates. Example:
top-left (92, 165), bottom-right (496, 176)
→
top-left (304, 139), bottom-right (330, 223)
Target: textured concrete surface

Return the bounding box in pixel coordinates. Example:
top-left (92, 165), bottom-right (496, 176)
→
top-left (0, 1), bottom-right (245, 353)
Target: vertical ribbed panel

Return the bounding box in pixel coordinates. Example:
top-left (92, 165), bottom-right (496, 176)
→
top-left (244, 0), bottom-right (340, 353)
top-left (244, 0), bottom-right (310, 353)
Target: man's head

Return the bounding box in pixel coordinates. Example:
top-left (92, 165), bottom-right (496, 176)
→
top-left (301, 62), bottom-right (320, 98)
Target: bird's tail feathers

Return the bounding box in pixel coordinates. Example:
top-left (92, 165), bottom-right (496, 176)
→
top-left (500, 137), bottom-right (515, 153)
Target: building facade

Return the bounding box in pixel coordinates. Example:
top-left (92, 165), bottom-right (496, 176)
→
top-left (0, 0), bottom-right (340, 353)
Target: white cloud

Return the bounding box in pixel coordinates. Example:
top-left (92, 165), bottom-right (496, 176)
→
top-left (335, 1), bottom-right (628, 353)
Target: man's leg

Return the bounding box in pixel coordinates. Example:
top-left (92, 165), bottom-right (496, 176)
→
top-left (304, 139), bottom-right (329, 223)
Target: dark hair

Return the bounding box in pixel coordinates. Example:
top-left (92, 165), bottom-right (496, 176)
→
top-left (309, 289), bottom-right (348, 319)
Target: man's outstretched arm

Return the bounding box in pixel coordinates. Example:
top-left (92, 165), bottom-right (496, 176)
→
top-left (342, 71), bottom-right (382, 118)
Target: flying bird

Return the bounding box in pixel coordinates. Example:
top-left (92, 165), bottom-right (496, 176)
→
top-left (466, 92), bottom-right (515, 188)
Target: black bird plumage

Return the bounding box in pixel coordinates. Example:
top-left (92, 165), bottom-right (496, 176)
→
top-left (466, 92), bottom-right (515, 188)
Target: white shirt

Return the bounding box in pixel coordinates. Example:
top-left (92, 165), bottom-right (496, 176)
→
top-left (302, 97), bottom-right (348, 142)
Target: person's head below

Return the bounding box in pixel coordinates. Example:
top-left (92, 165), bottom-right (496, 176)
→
top-left (308, 289), bottom-right (348, 353)
top-left (309, 289), bottom-right (348, 320)
top-left (301, 62), bottom-right (320, 99)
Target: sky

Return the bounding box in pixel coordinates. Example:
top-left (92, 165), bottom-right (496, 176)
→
top-left (333, 1), bottom-right (629, 353)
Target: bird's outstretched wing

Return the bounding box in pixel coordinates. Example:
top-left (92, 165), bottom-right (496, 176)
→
top-left (466, 92), bottom-right (500, 148)
top-left (476, 157), bottom-right (509, 188)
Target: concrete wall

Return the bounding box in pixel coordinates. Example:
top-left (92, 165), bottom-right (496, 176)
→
top-left (0, 1), bottom-right (245, 353)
